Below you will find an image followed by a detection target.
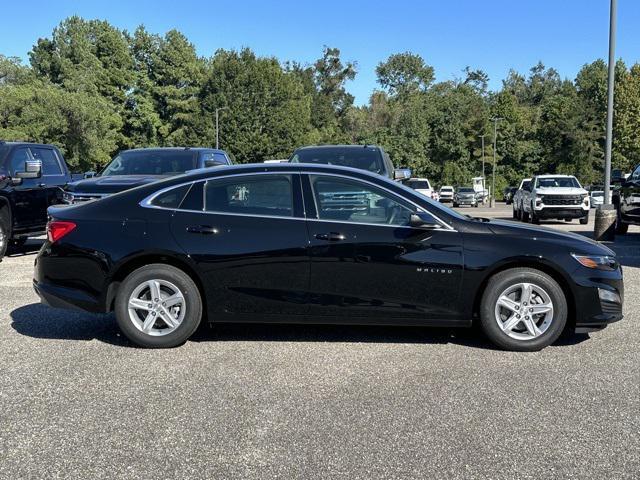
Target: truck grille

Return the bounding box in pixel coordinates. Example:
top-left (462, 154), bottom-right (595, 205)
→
top-left (543, 195), bottom-right (582, 206)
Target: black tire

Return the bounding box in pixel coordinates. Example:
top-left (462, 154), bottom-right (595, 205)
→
top-left (453, 202), bottom-right (459, 208)
top-left (0, 208), bottom-right (9, 260)
top-left (530, 206), bottom-right (540, 224)
top-left (479, 268), bottom-right (568, 351)
top-left (579, 213), bottom-right (589, 225)
top-left (615, 207), bottom-right (628, 234)
top-left (564, 218), bottom-right (572, 222)
top-left (115, 264), bottom-right (202, 348)
top-left (521, 207), bottom-right (530, 222)
top-left (512, 207), bottom-right (518, 219)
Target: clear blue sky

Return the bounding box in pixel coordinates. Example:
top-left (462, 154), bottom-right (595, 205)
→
top-left (2, 0), bottom-right (639, 105)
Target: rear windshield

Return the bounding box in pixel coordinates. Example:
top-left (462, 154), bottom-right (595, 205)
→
top-left (290, 147), bottom-right (384, 175)
top-left (102, 150), bottom-right (197, 176)
top-left (536, 177), bottom-right (581, 188)
top-left (406, 180), bottom-right (431, 189)
top-left (440, 187), bottom-right (453, 192)
top-left (521, 181), bottom-right (531, 189)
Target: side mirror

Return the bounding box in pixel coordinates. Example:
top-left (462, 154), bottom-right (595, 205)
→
top-left (394, 168), bottom-right (412, 181)
top-left (14, 160), bottom-right (42, 179)
top-left (410, 212), bottom-right (441, 229)
top-left (84, 171), bottom-right (96, 179)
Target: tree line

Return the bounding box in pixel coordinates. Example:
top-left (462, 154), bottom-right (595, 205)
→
top-left (1, 16), bottom-right (639, 193)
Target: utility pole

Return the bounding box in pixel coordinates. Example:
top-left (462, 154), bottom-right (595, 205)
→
top-left (490, 117), bottom-right (503, 208)
top-left (479, 134), bottom-right (486, 203)
top-left (215, 107), bottom-right (228, 149)
top-left (594, 0), bottom-right (617, 241)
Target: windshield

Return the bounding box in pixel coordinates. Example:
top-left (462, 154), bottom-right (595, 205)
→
top-left (406, 180), bottom-right (431, 189)
top-left (521, 181), bottom-right (531, 189)
top-left (440, 187), bottom-right (453, 192)
top-left (290, 146), bottom-right (384, 175)
top-left (591, 191), bottom-right (604, 197)
top-left (457, 188), bottom-right (474, 193)
top-left (102, 150), bottom-right (198, 176)
top-left (536, 177), bottom-right (581, 188)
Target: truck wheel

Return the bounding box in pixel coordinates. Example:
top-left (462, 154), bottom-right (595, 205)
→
top-left (579, 213), bottom-right (589, 225)
top-left (564, 218), bottom-right (572, 222)
top-left (615, 208), bottom-right (629, 234)
top-left (512, 206), bottom-right (517, 219)
top-left (480, 268), bottom-right (567, 351)
top-left (0, 208), bottom-right (9, 260)
top-left (521, 207), bottom-right (530, 222)
top-left (530, 206), bottom-right (540, 224)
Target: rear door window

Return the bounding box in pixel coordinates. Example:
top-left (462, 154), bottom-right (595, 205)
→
top-left (205, 175), bottom-right (293, 217)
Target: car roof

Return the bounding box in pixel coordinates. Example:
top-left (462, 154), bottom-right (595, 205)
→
top-left (536, 174), bottom-right (575, 178)
top-left (120, 147), bottom-right (227, 154)
top-left (408, 177), bottom-right (430, 182)
top-left (0, 141), bottom-right (59, 148)
top-left (293, 144), bottom-right (381, 151)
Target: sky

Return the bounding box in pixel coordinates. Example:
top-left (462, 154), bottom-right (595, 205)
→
top-left (2, 0), bottom-right (639, 105)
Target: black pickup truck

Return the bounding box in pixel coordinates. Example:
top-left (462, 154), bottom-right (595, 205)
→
top-left (613, 164), bottom-right (640, 234)
top-left (0, 141), bottom-right (82, 259)
top-left (63, 147), bottom-right (232, 204)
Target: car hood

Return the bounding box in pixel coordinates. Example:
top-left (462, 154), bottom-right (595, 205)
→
top-left (484, 219), bottom-right (614, 256)
top-left (65, 175), bottom-right (172, 194)
top-left (536, 187), bottom-right (587, 195)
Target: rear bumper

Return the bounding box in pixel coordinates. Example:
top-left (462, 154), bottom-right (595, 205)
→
top-left (33, 279), bottom-right (104, 313)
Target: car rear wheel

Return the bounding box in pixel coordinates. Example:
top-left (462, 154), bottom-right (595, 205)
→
top-left (480, 268), bottom-right (567, 351)
top-left (115, 264), bottom-right (202, 348)
top-left (0, 209), bottom-right (9, 260)
top-left (615, 208), bottom-right (628, 234)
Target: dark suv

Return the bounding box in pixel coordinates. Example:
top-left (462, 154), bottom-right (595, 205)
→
top-left (613, 164), bottom-right (640, 234)
top-left (289, 145), bottom-right (410, 181)
top-left (0, 141), bottom-right (80, 259)
top-left (64, 147), bottom-right (232, 204)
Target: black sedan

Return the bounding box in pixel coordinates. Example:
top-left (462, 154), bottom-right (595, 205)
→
top-left (34, 163), bottom-right (624, 351)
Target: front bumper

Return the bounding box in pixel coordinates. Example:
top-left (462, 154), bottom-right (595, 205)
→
top-left (572, 267), bottom-right (624, 331)
top-left (535, 207), bottom-right (589, 219)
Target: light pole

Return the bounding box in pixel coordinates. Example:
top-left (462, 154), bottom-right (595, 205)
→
top-left (490, 117), bottom-right (503, 208)
top-left (215, 107), bottom-right (228, 150)
top-left (479, 134), bottom-right (486, 202)
top-left (594, 0), bottom-right (617, 241)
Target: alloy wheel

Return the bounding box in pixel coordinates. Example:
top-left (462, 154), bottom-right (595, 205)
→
top-left (128, 279), bottom-right (186, 336)
top-left (494, 282), bottom-right (554, 341)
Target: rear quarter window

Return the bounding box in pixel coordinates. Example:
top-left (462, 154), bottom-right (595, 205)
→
top-left (151, 184), bottom-right (191, 209)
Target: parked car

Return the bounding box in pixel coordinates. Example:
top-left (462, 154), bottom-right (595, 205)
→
top-left (512, 178), bottom-right (531, 220)
top-left (518, 175), bottom-right (590, 224)
top-left (0, 141), bottom-right (83, 260)
top-left (438, 186), bottom-right (454, 203)
top-left (504, 187), bottom-right (518, 205)
top-left (453, 187), bottom-right (478, 207)
top-left (613, 163), bottom-right (640, 234)
top-left (289, 144), bottom-right (411, 181)
top-left (63, 147), bottom-right (232, 204)
top-left (589, 190), bottom-right (605, 208)
top-left (405, 178), bottom-right (434, 199)
top-left (34, 163), bottom-right (623, 351)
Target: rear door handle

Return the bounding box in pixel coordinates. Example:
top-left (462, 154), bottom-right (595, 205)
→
top-left (186, 225), bottom-right (219, 235)
top-left (315, 232), bottom-right (346, 241)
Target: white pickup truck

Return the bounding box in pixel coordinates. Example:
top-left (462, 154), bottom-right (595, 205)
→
top-left (511, 178), bottom-right (531, 220)
top-left (516, 174), bottom-right (590, 224)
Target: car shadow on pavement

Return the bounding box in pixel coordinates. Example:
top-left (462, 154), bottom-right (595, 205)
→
top-left (11, 303), bottom-right (592, 350)
top-left (10, 303), bottom-right (129, 347)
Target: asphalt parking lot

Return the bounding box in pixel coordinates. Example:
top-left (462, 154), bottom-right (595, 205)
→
top-left (0, 204), bottom-right (638, 479)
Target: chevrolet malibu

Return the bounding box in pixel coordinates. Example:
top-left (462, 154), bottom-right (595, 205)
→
top-left (34, 163), bottom-right (624, 351)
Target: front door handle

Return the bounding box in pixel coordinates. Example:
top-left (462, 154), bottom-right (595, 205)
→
top-left (315, 232), bottom-right (346, 241)
top-left (186, 225), bottom-right (219, 235)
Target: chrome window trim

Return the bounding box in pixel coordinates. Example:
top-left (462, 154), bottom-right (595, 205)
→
top-left (139, 170), bottom-right (457, 232)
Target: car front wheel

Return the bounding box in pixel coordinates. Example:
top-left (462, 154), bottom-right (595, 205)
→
top-left (579, 213), bottom-right (589, 225)
top-left (0, 209), bottom-right (9, 260)
top-left (115, 263), bottom-right (203, 348)
top-left (480, 268), bottom-right (567, 351)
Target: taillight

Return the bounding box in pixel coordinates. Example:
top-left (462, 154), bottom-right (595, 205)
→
top-left (47, 221), bottom-right (76, 243)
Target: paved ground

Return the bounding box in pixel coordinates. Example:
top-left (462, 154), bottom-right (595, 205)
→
top-left (0, 204), bottom-right (638, 479)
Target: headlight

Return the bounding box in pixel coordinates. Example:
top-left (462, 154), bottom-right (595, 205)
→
top-left (571, 254), bottom-right (618, 271)
top-left (62, 192), bottom-right (74, 204)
